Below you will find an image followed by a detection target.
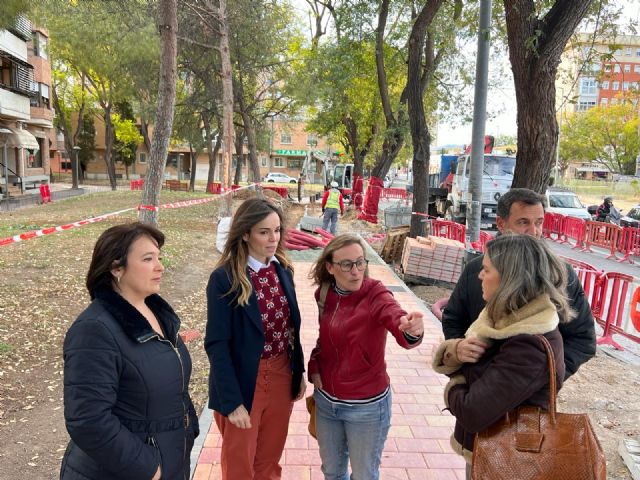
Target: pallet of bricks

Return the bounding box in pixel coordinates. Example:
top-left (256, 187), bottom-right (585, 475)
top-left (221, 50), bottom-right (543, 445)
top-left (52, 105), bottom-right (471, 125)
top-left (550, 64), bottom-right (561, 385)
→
top-left (401, 235), bottom-right (464, 283)
top-left (380, 226), bottom-right (410, 263)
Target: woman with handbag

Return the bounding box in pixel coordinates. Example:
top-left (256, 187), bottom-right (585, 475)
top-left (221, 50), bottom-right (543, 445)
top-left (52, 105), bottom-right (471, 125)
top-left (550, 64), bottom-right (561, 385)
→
top-left (307, 234), bottom-right (424, 480)
top-left (433, 234), bottom-right (574, 479)
top-left (60, 223), bottom-right (199, 480)
top-left (205, 197), bottom-right (306, 479)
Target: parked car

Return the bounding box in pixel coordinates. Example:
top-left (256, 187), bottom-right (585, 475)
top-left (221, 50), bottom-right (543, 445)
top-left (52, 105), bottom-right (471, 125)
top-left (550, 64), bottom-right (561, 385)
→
top-left (263, 172), bottom-right (297, 184)
top-left (545, 188), bottom-right (592, 221)
top-left (620, 205), bottom-right (640, 228)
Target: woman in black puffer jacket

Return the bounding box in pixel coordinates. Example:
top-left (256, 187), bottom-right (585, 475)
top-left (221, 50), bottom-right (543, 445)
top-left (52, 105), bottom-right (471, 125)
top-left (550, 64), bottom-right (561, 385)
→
top-left (60, 223), bottom-right (199, 480)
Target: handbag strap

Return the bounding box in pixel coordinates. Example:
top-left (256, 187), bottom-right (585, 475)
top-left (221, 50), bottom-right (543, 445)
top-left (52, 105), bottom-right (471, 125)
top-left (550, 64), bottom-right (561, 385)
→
top-left (536, 334), bottom-right (557, 424)
top-left (317, 282), bottom-right (330, 319)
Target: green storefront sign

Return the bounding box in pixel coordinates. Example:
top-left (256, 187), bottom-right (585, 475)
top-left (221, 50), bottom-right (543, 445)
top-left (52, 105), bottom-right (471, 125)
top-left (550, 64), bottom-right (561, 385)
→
top-left (275, 149), bottom-right (307, 156)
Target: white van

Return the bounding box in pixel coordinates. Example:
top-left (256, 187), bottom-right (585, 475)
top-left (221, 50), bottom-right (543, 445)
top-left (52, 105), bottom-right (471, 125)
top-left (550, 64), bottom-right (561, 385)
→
top-left (545, 188), bottom-right (592, 220)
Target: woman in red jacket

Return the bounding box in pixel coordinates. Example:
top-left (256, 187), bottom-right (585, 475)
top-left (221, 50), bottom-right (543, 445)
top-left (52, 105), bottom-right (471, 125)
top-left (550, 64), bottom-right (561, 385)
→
top-left (308, 234), bottom-right (424, 480)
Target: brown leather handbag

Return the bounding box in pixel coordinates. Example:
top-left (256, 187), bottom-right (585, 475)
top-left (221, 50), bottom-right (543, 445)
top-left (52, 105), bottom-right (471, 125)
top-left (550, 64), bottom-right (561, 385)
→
top-left (471, 335), bottom-right (606, 480)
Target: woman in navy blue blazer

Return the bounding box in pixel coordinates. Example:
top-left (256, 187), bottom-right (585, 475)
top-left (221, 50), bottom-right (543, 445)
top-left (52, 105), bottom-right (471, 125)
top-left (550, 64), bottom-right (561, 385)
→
top-left (205, 197), bottom-right (305, 479)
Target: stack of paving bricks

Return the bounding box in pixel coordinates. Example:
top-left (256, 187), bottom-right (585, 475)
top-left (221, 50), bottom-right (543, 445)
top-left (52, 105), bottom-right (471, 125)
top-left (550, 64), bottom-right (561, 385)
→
top-left (401, 235), bottom-right (464, 283)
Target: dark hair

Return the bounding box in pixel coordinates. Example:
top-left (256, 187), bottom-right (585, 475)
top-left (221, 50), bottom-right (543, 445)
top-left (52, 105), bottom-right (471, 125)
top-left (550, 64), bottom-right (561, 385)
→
top-left (86, 222), bottom-right (165, 299)
top-left (217, 197), bottom-right (291, 306)
top-left (496, 188), bottom-right (546, 219)
top-left (309, 234), bottom-right (368, 286)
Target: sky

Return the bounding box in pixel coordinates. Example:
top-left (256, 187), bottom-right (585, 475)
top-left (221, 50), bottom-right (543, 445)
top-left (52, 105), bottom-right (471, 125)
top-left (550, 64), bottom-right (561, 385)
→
top-left (287, 0), bottom-right (640, 147)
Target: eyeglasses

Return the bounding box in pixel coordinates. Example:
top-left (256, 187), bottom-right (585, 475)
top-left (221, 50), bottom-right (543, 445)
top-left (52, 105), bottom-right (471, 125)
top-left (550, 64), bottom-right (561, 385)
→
top-left (332, 258), bottom-right (369, 272)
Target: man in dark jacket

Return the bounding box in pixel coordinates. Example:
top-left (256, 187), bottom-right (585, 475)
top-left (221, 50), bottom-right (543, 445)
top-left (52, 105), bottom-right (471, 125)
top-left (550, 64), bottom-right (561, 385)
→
top-left (441, 188), bottom-right (596, 379)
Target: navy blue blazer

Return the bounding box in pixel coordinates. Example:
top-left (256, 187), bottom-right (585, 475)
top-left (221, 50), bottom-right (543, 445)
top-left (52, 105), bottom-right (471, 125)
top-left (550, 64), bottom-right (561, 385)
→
top-left (205, 262), bottom-right (305, 416)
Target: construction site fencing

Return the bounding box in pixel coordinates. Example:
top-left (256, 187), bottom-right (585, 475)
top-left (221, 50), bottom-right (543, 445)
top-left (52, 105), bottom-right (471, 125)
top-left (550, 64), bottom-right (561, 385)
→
top-left (430, 219), bottom-right (465, 244)
top-left (380, 187), bottom-right (409, 200)
top-left (582, 221), bottom-right (622, 260)
top-left (543, 212), bottom-right (640, 264)
top-left (129, 179), bottom-right (144, 190)
top-left (559, 256), bottom-right (603, 312)
top-left (542, 212), bottom-right (564, 241)
top-left (560, 216), bottom-right (586, 249)
top-left (470, 231), bottom-right (493, 253)
top-left (617, 227), bottom-right (640, 264)
top-left (592, 271), bottom-right (640, 350)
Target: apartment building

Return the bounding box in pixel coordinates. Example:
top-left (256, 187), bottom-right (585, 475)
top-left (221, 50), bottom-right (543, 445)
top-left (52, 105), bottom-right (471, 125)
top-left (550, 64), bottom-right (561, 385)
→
top-left (268, 116), bottom-right (331, 180)
top-left (557, 33), bottom-right (640, 114)
top-left (0, 16), bottom-right (53, 197)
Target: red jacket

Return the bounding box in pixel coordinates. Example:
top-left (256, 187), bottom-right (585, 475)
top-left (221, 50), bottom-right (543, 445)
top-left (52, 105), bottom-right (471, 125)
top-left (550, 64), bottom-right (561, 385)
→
top-left (308, 278), bottom-right (421, 399)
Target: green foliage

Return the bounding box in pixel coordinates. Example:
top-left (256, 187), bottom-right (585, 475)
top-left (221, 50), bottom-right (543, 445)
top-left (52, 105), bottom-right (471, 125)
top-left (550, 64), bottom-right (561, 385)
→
top-left (0, 0), bottom-right (32, 29)
top-left (112, 113), bottom-right (143, 167)
top-left (77, 114), bottom-right (96, 168)
top-left (560, 99), bottom-right (640, 175)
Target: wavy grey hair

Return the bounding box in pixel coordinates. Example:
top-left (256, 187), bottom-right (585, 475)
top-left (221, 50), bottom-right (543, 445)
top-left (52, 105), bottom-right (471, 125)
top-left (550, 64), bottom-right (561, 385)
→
top-left (484, 234), bottom-right (573, 323)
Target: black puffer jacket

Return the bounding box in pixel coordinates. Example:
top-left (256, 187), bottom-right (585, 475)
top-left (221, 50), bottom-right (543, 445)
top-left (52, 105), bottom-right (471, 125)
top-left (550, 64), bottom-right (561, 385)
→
top-left (442, 255), bottom-right (596, 378)
top-left (60, 289), bottom-right (199, 480)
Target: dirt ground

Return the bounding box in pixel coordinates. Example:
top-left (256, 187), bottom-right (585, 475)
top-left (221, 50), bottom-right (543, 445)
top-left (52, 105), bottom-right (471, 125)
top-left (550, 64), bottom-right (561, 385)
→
top-left (0, 193), bottom-right (638, 479)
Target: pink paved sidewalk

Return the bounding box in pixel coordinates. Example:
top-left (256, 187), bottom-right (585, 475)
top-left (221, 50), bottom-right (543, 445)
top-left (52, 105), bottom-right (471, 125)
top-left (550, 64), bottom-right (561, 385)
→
top-left (193, 261), bottom-right (465, 480)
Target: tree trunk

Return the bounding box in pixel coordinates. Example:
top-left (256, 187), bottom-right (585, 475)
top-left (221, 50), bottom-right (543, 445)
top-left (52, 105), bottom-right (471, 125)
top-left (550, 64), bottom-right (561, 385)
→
top-left (358, 0), bottom-right (404, 223)
top-left (241, 111), bottom-right (261, 182)
top-left (218, 0), bottom-right (234, 191)
top-left (234, 128), bottom-right (245, 186)
top-left (505, 0), bottom-right (593, 192)
top-left (343, 115), bottom-right (376, 211)
top-left (189, 142), bottom-right (198, 191)
top-left (140, 0), bottom-right (178, 225)
top-left (406, 0), bottom-right (444, 237)
top-left (51, 83), bottom-right (84, 189)
top-left (139, 116), bottom-right (152, 152)
top-left (103, 106), bottom-right (117, 190)
top-left (203, 115), bottom-right (220, 185)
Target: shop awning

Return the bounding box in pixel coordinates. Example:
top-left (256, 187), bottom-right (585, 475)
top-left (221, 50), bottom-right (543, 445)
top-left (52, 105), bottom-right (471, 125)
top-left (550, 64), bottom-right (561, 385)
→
top-left (4, 127), bottom-right (40, 150)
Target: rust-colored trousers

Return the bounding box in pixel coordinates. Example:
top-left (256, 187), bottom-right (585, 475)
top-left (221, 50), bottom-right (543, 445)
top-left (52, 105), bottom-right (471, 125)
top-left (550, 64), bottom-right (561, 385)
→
top-left (214, 353), bottom-right (294, 480)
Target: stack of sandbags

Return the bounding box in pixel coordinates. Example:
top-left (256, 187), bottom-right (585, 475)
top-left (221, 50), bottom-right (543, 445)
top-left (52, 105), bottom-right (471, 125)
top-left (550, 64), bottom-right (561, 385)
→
top-left (401, 235), bottom-right (464, 283)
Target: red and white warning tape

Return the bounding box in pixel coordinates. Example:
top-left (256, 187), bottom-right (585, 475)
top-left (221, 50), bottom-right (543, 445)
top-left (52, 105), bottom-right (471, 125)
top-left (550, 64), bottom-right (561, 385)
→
top-left (0, 207), bottom-right (134, 247)
top-left (0, 184), bottom-right (257, 247)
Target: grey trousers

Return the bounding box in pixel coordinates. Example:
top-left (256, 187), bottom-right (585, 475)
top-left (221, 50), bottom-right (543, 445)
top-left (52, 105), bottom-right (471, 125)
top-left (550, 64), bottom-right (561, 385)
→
top-left (322, 208), bottom-right (339, 235)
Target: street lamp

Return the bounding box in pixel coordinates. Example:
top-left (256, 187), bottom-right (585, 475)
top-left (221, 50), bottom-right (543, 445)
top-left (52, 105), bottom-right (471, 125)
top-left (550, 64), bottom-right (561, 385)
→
top-left (72, 145), bottom-right (80, 189)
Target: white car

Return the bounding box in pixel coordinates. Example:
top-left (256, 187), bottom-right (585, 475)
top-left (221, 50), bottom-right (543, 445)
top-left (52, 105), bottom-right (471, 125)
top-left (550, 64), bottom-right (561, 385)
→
top-left (263, 172), bottom-right (297, 184)
top-left (545, 189), bottom-right (592, 221)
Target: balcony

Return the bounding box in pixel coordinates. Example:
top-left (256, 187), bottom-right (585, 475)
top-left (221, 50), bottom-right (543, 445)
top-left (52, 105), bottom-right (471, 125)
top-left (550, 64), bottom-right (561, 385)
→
top-left (0, 87), bottom-right (31, 120)
top-left (0, 30), bottom-right (28, 62)
top-left (9, 15), bottom-right (32, 41)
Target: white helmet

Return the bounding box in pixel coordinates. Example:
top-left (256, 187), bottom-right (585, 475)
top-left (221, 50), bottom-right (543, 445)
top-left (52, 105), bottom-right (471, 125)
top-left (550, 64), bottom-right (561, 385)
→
top-left (330, 181), bottom-right (339, 188)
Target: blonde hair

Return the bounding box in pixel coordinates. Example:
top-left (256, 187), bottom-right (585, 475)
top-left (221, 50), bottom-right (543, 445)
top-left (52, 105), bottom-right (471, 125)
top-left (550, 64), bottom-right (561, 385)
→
top-left (309, 234), bottom-right (368, 286)
top-left (216, 197), bottom-right (291, 306)
top-left (484, 234), bottom-right (573, 323)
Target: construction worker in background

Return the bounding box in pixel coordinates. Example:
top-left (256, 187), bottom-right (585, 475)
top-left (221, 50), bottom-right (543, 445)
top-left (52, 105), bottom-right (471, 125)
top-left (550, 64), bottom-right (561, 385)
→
top-left (322, 181), bottom-right (344, 235)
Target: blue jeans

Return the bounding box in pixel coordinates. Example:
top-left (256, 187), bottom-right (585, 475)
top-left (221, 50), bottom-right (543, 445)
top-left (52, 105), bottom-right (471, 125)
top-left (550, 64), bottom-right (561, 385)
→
top-left (314, 389), bottom-right (391, 480)
top-left (322, 208), bottom-right (339, 235)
